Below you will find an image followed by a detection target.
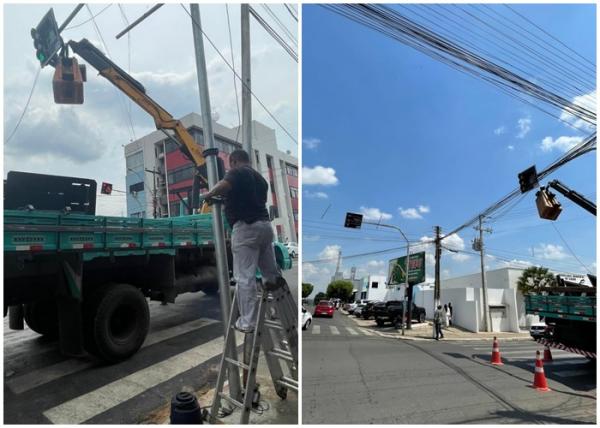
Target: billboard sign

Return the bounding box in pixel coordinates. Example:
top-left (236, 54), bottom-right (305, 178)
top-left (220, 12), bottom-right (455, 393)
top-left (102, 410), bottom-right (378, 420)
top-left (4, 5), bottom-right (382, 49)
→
top-left (387, 251), bottom-right (426, 286)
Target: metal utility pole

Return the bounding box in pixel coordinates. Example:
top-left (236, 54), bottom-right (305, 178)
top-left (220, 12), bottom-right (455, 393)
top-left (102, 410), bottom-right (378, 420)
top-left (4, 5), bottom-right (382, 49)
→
top-left (189, 4), bottom-right (241, 401)
top-left (279, 160), bottom-right (297, 243)
top-left (433, 226), bottom-right (441, 339)
top-left (241, 4), bottom-right (254, 167)
top-left (475, 215), bottom-right (492, 332)
top-left (363, 220), bottom-right (410, 334)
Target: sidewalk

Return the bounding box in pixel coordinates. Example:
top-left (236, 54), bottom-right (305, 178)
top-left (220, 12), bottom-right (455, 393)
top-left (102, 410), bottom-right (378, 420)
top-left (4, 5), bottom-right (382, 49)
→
top-left (344, 311), bottom-right (531, 341)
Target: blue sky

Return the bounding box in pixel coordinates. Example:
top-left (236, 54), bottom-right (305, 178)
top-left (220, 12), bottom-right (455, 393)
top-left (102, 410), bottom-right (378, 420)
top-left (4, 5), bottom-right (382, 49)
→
top-left (302, 4), bottom-right (596, 295)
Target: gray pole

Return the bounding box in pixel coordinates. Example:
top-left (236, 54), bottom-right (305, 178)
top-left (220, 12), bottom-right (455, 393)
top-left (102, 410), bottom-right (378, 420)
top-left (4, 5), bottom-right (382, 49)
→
top-left (478, 215), bottom-right (491, 332)
top-left (363, 220), bottom-right (409, 335)
top-left (189, 4), bottom-right (241, 400)
top-left (241, 4), bottom-right (254, 167)
top-left (433, 226), bottom-right (441, 339)
top-left (279, 159), bottom-right (297, 242)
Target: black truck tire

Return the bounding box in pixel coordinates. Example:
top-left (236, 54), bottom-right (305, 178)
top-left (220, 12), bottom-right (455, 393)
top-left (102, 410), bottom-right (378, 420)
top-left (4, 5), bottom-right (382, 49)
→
top-left (84, 283), bottom-right (149, 363)
top-left (24, 300), bottom-right (59, 337)
top-left (419, 312), bottom-right (425, 323)
top-left (376, 318), bottom-right (385, 327)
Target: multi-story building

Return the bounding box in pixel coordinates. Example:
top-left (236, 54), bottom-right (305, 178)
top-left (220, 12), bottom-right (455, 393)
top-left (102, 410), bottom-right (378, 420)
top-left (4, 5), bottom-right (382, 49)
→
top-left (124, 113), bottom-right (298, 243)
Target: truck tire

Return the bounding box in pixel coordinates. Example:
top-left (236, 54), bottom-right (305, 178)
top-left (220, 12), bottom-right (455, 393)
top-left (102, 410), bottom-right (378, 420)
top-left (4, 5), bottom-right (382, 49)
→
top-left (376, 318), bottom-right (384, 327)
top-left (84, 283), bottom-right (149, 363)
top-left (419, 312), bottom-right (425, 323)
top-left (24, 300), bottom-right (59, 337)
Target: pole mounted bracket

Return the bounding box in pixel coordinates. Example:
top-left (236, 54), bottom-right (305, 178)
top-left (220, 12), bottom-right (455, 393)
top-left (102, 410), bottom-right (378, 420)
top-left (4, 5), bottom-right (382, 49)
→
top-left (203, 148), bottom-right (219, 158)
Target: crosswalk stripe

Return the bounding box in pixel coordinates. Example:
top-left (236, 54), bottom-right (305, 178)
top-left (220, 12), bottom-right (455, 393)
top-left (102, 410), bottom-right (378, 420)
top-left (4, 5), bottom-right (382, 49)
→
top-left (346, 328), bottom-right (359, 335)
top-left (507, 353), bottom-right (576, 360)
top-left (6, 318), bottom-right (218, 395)
top-left (359, 328), bottom-right (375, 336)
top-left (43, 331), bottom-right (243, 424)
top-left (330, 326), bottom-right (340, 335)
top-left (312, 325), bottom-right (320, 334)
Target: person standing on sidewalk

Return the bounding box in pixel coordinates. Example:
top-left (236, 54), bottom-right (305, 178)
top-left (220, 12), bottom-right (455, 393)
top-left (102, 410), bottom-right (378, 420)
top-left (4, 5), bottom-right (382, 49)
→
top-left (443, 304), bottom-right (450, 328)
top-left (434, 305), bottom-right (445, 340)
top-left (448, 302), bottom-right (453, 326)
top-left (203, 149), bottom-right (281, 333)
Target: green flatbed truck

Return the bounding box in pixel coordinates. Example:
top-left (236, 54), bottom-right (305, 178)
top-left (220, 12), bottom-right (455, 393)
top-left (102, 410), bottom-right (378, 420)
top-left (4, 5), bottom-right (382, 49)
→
top-left (524, 285), bottom-right (596, 358)
top-left (4, 202), bottom-right (291, 364)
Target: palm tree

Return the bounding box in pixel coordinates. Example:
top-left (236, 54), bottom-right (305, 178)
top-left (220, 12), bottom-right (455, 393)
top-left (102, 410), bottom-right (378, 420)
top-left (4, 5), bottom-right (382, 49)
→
top-left (517, 266), bottom-right (556, 295)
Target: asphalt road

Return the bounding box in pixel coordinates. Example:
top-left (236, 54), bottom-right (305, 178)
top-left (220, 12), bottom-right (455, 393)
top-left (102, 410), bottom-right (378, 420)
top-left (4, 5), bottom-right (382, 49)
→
top-left (302, 308), bottom-right (596, 424)
top-left (4, 263), bottom-right (298, 424)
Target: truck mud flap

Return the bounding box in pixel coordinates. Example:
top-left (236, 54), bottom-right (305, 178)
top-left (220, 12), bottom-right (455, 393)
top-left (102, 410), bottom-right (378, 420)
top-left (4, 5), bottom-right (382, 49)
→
top-left (535, 338), bottom-right (596, 359)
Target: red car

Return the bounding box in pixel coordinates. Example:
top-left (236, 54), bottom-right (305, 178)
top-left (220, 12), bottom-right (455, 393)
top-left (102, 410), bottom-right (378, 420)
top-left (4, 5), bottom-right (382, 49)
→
top-left (314, 300), bottom-right (335, 318)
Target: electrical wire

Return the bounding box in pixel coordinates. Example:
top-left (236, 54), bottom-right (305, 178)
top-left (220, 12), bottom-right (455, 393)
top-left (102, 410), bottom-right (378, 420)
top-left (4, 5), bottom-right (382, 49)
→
top-left (262, 4), bottom-right (297, 45)
top-left (284, 4), bottom-right (298, 22)
top-left (179, 4), bottom-right (298, 145)
top-left (250, 5), bottom-right (298, 62)
top-left (5, 68), bottom-right (40, 144)
top-left (550, 223), bottom-right (592, 274)
top-left (225, 4), bottom-right (241, 144)
top-left (64, 4), bottom-right (113, 31)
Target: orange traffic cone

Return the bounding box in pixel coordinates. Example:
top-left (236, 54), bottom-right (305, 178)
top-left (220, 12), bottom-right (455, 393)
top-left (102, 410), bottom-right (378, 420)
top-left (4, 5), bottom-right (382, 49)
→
top-left (490, 336), bottom-right (503, 365)
top-left (532, 350), bottom-right (551, 392)
top-left (543, 345), bottom-right (553, 363)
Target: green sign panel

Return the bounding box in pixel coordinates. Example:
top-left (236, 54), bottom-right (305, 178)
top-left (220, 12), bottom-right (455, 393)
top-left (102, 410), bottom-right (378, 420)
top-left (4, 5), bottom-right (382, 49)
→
top-left (387, 251), bottom-right (426, 286)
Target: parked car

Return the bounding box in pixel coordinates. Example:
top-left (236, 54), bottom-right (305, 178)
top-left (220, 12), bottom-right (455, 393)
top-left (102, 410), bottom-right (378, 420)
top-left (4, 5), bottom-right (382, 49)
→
top-left (529, 322), bottom-right (547, 339)
top-left (284, 242), bottom-right (298, 258)
top-left (314, 300), bottom-right (335, 318)
top-left (354, 304), bottom-right (366, 317)
top-left (361, 301), bottom-right (381, 320)
top-left (302, 306), bottom-right (313, 330)
top-left (346, 302), bottom-right (358, 314)
top-left (373, 301), bottom-right (426, 327)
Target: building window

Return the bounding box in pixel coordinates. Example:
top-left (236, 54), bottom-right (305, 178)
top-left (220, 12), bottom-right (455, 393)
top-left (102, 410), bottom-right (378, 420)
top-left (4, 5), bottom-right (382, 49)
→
top-left (372, 281), bottom-right (379, 289)
top-left (126, 151), bottom-right (143, 171)
top-left (168, 165), bottom-right (194, 184)
top-left (130, 211), bottom-right (145, 218)
top-left (269, 205), bottom-right (279, 219)
top-left (293, 210), bottom-right (298, 221)
top-left (286, 164), bottom-right (298, 177)
top-left (165, 140), bottom-right (179, 154)
top-left (266, 155), bottom-right (273, 169)
top-left (129, 182), bottom-right (144, 193)
top-left (289, 186), bottom-right (298, 199)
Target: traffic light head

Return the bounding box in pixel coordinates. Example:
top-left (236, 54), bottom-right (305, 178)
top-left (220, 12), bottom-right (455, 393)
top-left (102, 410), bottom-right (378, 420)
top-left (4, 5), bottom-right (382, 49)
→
top-left (517, 165), bottom-right (539, 194)
top-left (101, 182), bottom-right (113, 195)
top-left (31, 8), bottom-right (62, 67)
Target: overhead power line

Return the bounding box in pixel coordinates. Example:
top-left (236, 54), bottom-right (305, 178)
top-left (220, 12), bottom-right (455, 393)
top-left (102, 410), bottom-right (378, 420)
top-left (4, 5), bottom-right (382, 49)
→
top-left (250, 5), bottom-right (298, 62)
top-left (64, 4), bottom-right (113, 30)
top-left (5, 68), bottom-right (40, 144)
top-left (284, 4), bottom-right (298, 22)
top-left (180, 4), bottom-right (298, 145)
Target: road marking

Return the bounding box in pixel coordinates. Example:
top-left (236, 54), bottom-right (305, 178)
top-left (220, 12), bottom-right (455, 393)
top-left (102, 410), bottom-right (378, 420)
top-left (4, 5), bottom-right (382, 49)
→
top-left (359, 328), bottom-right (375, 336)
top-left (312, 325), bottom-right (321, 334)
top-left (7, 318), bottom-right (218, 395)
top-left (553, 369), bottom-right (592, 378)
top-left (472, 346), bottom-right (540, 351)
top-left (346, 328), bottom-right (359, 335)
top-left (330, 326), bottom-right (340, 335)
top-left (43, 331), bottom-right (243, 424)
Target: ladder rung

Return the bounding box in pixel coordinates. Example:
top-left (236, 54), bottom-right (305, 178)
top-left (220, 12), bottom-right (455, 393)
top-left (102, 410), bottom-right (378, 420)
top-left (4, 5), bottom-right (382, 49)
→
top-left (277, 378), bottom-right (298, 392)
top-left (219, 392), bottom-right (244, 409)
top-left (225, 357), bottom-right (249, 370)
top-left (268, 349), bottom-right (294, 362)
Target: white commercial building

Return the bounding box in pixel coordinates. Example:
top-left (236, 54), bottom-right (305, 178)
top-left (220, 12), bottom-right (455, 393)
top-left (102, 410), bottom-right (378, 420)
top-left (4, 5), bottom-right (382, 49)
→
top-left (123, 113), bottom-right (298, 243)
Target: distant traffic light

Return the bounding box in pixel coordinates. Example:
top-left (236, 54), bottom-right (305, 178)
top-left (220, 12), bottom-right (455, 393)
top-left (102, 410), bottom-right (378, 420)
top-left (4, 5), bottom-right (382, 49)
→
top-left (517, 165), bottom-right (539, 193)
top-left (344, 212), bottom-right (363, 229)
top-left (31, 8), bottom-right (62, 67)
top-left (101, 182), bottom-right (113, 195)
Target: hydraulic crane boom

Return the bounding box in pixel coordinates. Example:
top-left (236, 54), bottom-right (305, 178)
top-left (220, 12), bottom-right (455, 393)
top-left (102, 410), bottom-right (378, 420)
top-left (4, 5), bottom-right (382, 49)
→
top-left (546, 180), bottom-right (596, 216)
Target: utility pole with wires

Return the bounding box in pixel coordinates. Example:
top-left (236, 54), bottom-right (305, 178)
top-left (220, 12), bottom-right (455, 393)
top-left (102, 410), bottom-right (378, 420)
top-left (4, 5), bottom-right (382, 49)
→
top-left (241, 4), bottom-right (254, 167)
top-left (433, 225), bottom-right (441, 339)
top-left (473, 215), bottom-right (493, 332)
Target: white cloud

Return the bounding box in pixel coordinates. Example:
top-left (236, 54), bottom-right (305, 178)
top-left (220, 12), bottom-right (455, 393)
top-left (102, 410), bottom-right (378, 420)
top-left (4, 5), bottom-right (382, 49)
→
top-left (516, 117), bottom-right (531, 139)
top-left (441, 233), bottom-right (470, 262)
top-left (367, 260), bottom-right (385, 268)
top-left (360, 206), bottom-right (392, 221)
top-left (507, 145), bottom-right (515, 151)
top-left (302, 166), bottom-right (339, 186)
top-left (418, 205), bottom-right (430, 214)
top-left (499, 259), bottom-right (534, 269)
top-left (303, 138), bottom-right (321, 150)
top-left (319, 244), bottom-right (342, 261)
top-left (303, 235), bottom-right (321, 242)
top-left (304, 190), bottom-right (328, 199)
top-left (559, 90), bottom-right (596, 132)
top-left (516, 118), bottom-right (531, 138)
top-left (398, 207), bottom-right (422, 220)
top-left (536, 243), bottom-right (568, 260)
top-left (540, 135), bottom-right (584, 153)
top-left (494, 126), bottom-right (506, 135)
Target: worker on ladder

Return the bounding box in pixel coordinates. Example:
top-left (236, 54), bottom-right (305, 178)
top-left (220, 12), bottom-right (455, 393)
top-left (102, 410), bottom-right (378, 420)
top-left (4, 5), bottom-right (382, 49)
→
top-left (203, 149), bottom-right (282, 333)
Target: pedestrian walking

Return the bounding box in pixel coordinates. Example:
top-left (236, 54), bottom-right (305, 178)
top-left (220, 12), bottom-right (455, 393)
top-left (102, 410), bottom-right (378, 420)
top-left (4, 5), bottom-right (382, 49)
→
top-left (203, 149), bottom-right (282, 333)
top-left (434, 305), bottom-right (445, 340)
top-left (443, 304), bottom-right (450, 328)
top-left (448, 302), bottom-right (453, 326)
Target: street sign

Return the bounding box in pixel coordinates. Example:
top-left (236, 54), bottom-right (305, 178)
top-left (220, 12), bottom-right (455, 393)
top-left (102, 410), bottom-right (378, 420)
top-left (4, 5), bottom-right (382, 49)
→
top-left (387, 251), bottom-right (426, 286)
top-left (101, 182), bottom-right (113, 195)
top-left (344, 212), bottom-right (363, 229)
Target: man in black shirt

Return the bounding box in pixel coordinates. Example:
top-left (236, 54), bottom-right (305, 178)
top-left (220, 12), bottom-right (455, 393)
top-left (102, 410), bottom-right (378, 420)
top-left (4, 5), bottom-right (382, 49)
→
top-left (204, 149), bottom-right (281, 333)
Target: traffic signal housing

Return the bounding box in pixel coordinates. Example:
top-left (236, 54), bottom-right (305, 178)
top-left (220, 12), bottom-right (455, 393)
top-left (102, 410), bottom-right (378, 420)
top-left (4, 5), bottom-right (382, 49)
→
top-left (31, 8), bottom-right (62, 68)
top-left (517, 165), bottom-right (539, 194)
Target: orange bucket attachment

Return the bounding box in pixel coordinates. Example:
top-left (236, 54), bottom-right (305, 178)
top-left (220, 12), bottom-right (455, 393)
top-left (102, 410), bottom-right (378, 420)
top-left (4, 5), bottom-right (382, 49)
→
top-left (53, 57), bottom-right (84, 104)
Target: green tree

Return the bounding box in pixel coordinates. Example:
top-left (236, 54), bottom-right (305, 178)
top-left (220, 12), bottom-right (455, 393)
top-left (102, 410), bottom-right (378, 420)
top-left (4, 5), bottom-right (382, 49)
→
top-left (326, 280), bottom-right (354, 302)
top-left (517, 266), bottom-right (556, 295)
top-left (313, 292), bottom-right (327, 305)
top-left (302, 283), bottom-right (314, 298)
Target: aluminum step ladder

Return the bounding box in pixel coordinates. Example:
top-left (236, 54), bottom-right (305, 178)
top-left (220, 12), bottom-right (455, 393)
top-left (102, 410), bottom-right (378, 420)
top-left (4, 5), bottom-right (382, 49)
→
top-left (209, 277), bottom-right (298, 424)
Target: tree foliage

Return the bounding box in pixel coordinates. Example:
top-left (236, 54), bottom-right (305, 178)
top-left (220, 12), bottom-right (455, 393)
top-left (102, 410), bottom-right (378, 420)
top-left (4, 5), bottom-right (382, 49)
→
top-left (517, 266), bottom-right (556, 294)
top-left (313, 292), bottom-right (327, 305)
top-left (302, 283), bottom-right (314, 298)
top-left (326, 280), bottom-right (354, 301)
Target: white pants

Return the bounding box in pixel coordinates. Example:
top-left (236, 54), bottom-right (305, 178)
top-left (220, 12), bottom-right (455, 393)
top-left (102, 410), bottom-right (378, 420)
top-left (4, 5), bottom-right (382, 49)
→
top-left (231, 220), bottom-right (281, 330)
